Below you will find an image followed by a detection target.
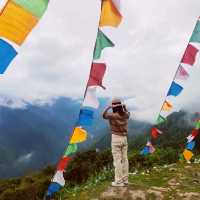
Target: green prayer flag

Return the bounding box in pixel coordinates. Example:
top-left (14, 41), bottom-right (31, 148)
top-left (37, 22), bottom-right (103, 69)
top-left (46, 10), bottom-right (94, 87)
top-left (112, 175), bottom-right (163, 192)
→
top-left (93, 29), bottom-right (114, 60)
top-left (14, 0), bottom-right (49, 18)
top-left (63, 144), bottom-right (78, 156)
top-left (190, 21), bottom-right (200, 43)
top-left (156, 115), bottom-right (166, 125)
top-left (194, 121), bottom-right (200, 129)
top-left (179, 154), bottom-right (184, 161)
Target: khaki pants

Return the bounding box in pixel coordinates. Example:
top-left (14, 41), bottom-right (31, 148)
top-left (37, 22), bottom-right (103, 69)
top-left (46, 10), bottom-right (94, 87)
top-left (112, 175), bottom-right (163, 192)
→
top-left (111, 134), bottom-right (129, 183)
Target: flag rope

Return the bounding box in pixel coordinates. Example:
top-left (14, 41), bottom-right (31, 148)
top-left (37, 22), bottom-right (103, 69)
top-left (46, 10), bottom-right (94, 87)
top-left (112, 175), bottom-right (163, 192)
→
top-left (44, 0), bottom-right (123, 198)
top-left (141, 16), bottom-right (200, 156)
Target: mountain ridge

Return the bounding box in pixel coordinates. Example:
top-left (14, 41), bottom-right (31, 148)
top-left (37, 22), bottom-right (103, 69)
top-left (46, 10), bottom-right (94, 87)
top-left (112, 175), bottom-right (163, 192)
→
top-left (0, 96), bottom-right (149, 179)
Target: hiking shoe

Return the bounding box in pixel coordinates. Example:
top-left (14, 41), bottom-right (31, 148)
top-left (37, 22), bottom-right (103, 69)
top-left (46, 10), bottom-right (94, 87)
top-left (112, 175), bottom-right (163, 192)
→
top-left (123, 182), bottom-right (129, 186)
top-left (111, 182), bottom-right (125, 187)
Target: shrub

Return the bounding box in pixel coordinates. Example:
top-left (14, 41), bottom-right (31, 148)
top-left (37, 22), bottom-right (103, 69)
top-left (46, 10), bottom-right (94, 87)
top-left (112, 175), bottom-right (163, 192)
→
top-left (64, 150), bottom-right (112, 185)
top-left (129, 148), bottom-right (179, 171)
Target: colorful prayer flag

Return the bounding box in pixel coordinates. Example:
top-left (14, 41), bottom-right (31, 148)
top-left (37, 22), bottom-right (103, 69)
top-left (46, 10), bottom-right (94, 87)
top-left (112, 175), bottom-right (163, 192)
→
top-left (52, 171), bottom-right (65, 187)
top-left (46, 182), bottom-right (62, 197)
top-left (99, 0), bottom-right (122, 28)
top-left (87, 63), bottom-right (107, 89)
top-left (146, 141), bottom-right (156, 153)
top-left (156, 115), bottom-right (166, 125)
top-left (187, 134), bottom-right (194, 143)
top-left (13, 0), bottom-right (49, 19)
top-left (191, 129), bottom-right (199, 137)
top-left (78, 108), bottom-right (94, 126)
top-left (0, 1), bottom-right (38, 45)
top-left (194, 120), bottom-right (200, 129)
top-left (0, 39), bottom-right (17, 74)
top-left (93, 29), bottom-right (114, 60)
top-left (63, 144), bottom-right (78, 157)
top-left (167, 81), bottom-right (183, 97)
top-left (146, 141), bottom-right (152, 147)
top-left (181, 44), bottom-right (199, 66)
top-left (57, 157), bottom-right (71, 171)
top-left (186, 141), bottom-right (196, 151)
top-left (140, 146), bottom-right (150, 155)
top-left (190, 21), bottom-right (200, 43)
top-left (183, 149), bottom-right (194, 161)
top-left (45, 0), bottom-right (122, 197)
top-left (151, 127), bottom-right (163, 139)
top-left (179, 154), bottom-right (184, 161)
top-left (162, 101), bottom-right (173, 111)
top-left (83, 86), bottom-right (99, 109)
top-left (149, 145), bottom-right (156, 154)
top-left (175, 65), bottom-right (189, 81)
top-left (70, 127), bottom-right (88, 144)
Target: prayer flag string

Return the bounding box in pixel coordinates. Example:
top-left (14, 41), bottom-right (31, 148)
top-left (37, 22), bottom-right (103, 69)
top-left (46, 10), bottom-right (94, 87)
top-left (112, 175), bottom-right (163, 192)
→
top-left (44, 1), bottom-right (123, 198)
top-left (141, 17), bottom-right (200, 156)
top-left (0, 0), bottom-right (49, 74)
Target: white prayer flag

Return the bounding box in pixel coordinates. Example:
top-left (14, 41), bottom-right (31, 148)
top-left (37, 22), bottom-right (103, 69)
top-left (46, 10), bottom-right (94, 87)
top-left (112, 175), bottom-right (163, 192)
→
top-left (187, 134), bottom-right (194, 143)
top-left (52, 171), bottom-right (65, 187)
top-left (83, 86), bottom-right (99, 109)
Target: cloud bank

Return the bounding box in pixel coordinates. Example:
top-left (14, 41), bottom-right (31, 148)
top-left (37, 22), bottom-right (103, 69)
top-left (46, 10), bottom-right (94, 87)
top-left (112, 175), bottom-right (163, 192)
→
top-left (0, 0), bottom-right (200, 122)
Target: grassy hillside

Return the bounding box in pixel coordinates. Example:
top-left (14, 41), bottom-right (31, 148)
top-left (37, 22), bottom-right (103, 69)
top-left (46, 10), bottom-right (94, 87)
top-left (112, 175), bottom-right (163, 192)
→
top-left (0, 147), bottom-right (184, 200)
top-left (1, 110), bottom-right (200, 199)
top-left (60, 163), bottom-right (200, 200)
top-left (0, 166), bottom-right (54, 200)
top-left (1, 150), bottom-right (200, 200)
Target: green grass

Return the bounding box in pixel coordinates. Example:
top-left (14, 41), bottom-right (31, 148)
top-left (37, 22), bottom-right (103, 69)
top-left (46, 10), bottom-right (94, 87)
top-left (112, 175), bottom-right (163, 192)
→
top-left (59, 169), bottom-right (113, 200)
top-left (0, 166), bottom-right (53, 200)
top-left (59, 163), bottom-right (200, 200)
top-left (1, 153), bottom-right (200, 200)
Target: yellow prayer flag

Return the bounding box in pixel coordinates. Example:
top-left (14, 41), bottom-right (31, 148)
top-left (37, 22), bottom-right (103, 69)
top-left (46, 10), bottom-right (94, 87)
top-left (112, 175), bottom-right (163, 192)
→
top-left (183, 149), bottom-right (193, 161)
top-left (99, 0), bottom-right (122, 28)
top-left (70, 127), bottom-right (88, 144)
top-left (162, 101), bottom-right (173, 111)
top-left (0, 1), bottom-right (38, 45)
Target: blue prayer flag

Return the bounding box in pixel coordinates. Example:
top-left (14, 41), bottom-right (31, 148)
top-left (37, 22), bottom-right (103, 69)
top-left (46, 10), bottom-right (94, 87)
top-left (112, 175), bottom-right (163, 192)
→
top-left (167, 81), bottom-right (183, 97)
top-left (140, 146), bottom-right (150, 155)
top-left (0, 39), bottom-right (17, 74)
top-left (46, 182), bottom-right (62, 197)
top-left (186, 141), bottom-right (195, 151)
top-left (78, 108), bottom-right (94, 126)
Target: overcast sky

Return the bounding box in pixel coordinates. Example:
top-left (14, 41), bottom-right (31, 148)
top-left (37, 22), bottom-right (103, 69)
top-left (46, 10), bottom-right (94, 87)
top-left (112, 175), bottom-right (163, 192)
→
top-left (0, 0), bottom-right (200, 122)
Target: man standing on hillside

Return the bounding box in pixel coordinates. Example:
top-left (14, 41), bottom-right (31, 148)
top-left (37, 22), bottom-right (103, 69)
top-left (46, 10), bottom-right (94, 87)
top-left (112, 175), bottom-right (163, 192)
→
top-left (103, 99), bottom-right (130, 187)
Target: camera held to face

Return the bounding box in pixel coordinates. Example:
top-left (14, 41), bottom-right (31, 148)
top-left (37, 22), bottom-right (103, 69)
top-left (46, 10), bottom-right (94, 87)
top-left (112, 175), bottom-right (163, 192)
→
top-left (112, 101), bottom-right (125, 113)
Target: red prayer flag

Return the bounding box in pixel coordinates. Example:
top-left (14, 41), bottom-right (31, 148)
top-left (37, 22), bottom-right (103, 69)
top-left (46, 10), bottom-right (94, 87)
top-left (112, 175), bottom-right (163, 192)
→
top-left (151, 127), bottom-right (162, 139)
top-left (87, 63), bottom-right (107, 89)
top-left (192, 129), bottom-right (199, 138)
top-left (181, 44), bottom-right (199, 66)
top-left (57, 156), bottom-right (71, 171)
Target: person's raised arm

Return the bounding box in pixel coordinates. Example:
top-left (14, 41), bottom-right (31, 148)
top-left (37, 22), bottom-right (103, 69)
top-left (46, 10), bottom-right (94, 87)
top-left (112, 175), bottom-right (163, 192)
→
top-left (123, 105), bottom-right (130, 119)
top-left (102, 105), bottom-right (112, 119)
